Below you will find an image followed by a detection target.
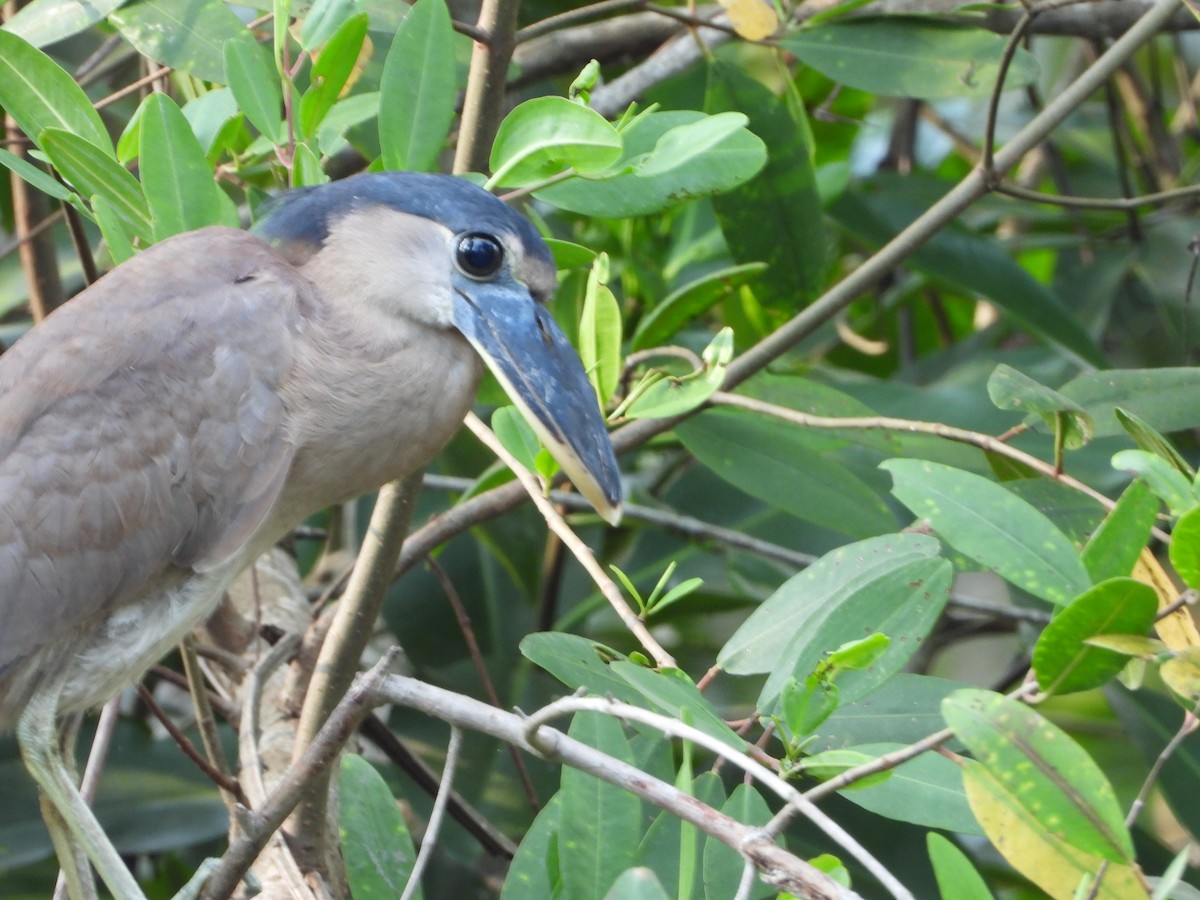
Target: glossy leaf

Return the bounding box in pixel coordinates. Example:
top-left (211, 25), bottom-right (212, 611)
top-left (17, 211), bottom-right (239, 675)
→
top-left (0, 30), bottom-right (111, 155)
top-left (500, 796), bottom-right (561, 899)
top-left (0, 147), bottom-right (77, 203)
top-left (138, 93), bottom-right (225, 239)
top-left (379, 0), bottom-right (457, 173)
top-left (960, 762), bottom-right (1146, 899)
top-left (758, 555), bottom-right (950, 708)
top-left (1059, 368), bottom-right (1200, 437)
top-left (223, 39), bottom-right (283, 143)
top-left (703, 785), bottom-right (774, 900)
top-left (623, 328), bottom-right (731, 420)
top-left (706, 61), bottom-right (827, 311)
top-left (292, 142), bottom-right (329, 186)
top-left (561, 713), bottom-right (641, 900)
top-left (1032, 577), bottom-right (1157, 695)
top-left (299, 0), bottom-right (359, 49)
top-left (831, 742), bottom-right (981, 835)
top-left (3, 0), bottom-right (129, 48)
top-left (1111, 450), bottom-right (1193, 517)
top-left (814, 673), bottom-right (968, 749)
top-left (632, 262), bottom-right (766, 351)
top-left (781, 17), bottom-right (1038, 99)
top-left (882, 459), bottom-right (1090, 605)
top-left (602, 869), bottom-right (669, 900)
top-left (1081, 479), bottom-right (1158, 584)
top-left (927, 833), bottom-right (992, 900)
top-left (111, 0), bottom-right (253, 82)
top-left (299, 13), bottom-right (369, 139)
top-left (521, 632), bottom-right (644, 705)
top-left (679, 409), bottom-right (895, 537)
top-left (1115, 407), bottom-right (1193, 477)
top-left (943, 689), bottom-right (1134, 863)
top-left (492, 406), bottom-right (541, 473)
top-left (579, 256), bottom-right (622, 405)
top-left (489, 97), bottom-right (623, 188)
top-left (611, 663), bottom-right (743, 750)
top-left (987, 364), bottom-right (1092, 449)
top-left (1169, 505), bottom-right (1200, 589)
top-left (93, 194), bottom-right (137, 264)
top-left (339, 755), bottom-right (420, 900)
top-left (39, 128), bottom-right (152, 241)
top-left (719, 533), bottom-right (940, 674)
top-left (536, 111), bottom-right (765, 218)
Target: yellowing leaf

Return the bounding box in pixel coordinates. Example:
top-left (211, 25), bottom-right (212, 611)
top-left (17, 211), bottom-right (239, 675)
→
top-left (1134, 549), bottom-right (1200, 651)
top-left (962, 762), bottom-right (1147, 900)
top-left (717, 0), bottom-right (778, 40)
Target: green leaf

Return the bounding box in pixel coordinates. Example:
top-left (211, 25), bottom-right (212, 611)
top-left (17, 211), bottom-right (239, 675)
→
top-left (882, 459), bottom-right (1090, 605)
top-left (40, 128), bottom-right (152, 241)
top-left (943, 689), bottom-right (1134, 863)
top-left (545, 238), bottom-right (596, 270)
top-left (780, 17), bottom-right (1038, 99)
top-left (489, 97), bottom-right (623, 188)
top-left (632, 262), bottom-right (766, 350)
top-left (338, 755), bottom-right (420, 900)
top-left (500, 796), bottom-right (561, 899)
top-left (987, 364), bottom-right (1092, 449)
top-left (521, 633), bottom-right (644, 704)
top-left (561, 714), bottom-right (641, 900)
top-left (602, 869), bottom-right (669, 900)
top-left (536, 110), bottom-right (765, 218)
top-left (719, 533), bottom-right (940, 675)
top-left (0, 147), bottom-right (77, 203)
top-left (0, 30), bottom-right (111, 155)
top-left (93, 194), bottom-right (137, 264)
top-left (110, 0), bottom-right (252, 82)
top-left (579, 256), bottom-right (622, 405)
top-left (927, 833), bottom-right (996, 900)
top-left (780, 677), bottom-right (839, 737)
top-left (1059, 368), bottom-right (1200, 437)
top-left (814, 673), bottom-right (968, 749)
top-left (1170, 505), bottom-right (1200, 589)
top-left (679, 408), bottom-right (896, 537)
top-left (138, 92), bottom-right (223, 240)
top-left (1031, 577), bottom-right (1157, 695)
top-left (1111, 449), bottom-right (1193, 517)
top-left (1081, 479), bottom-right (1158, 584)
top-left (622, 330), bottom-right (731, 420)
top-left (610, 663), bottom-right (744, 750)
top-left (492, 405), bottom-right (542, 473)
top-left (1115, 407), bottom-right (1193, 477)
top-left (829, 181), bottom-right (1102, 365)
top-left (831, 742), bottom-right (982, 835)
top-left (758, 555), bottom-right (950, 708)
top-left (962, 762), bottom-right (1145, 899)
top-left (703, 786), bottom-right (774, 900)
top-left (299, 13), bottom-right (368, 139)
top-left (706, 61), bottom-right (827, 311)
top-left (3, 0), bottom-right (130, 48)
top-left (299, 0), bottom-right (359, 48)
top-left (223, 39), bottom-right (283, 143)
top-left (379, 0), bottom-right (457, 173)
top-left (292, 142), bottom-right (329, 186)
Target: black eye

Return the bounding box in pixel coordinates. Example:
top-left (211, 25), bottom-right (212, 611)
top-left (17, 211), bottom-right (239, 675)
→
top-left (455, 233), bottom-right (504, 279)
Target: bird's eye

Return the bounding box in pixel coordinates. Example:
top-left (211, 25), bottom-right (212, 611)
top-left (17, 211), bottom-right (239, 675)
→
top-left (455, 233), bottom-right (505, 279)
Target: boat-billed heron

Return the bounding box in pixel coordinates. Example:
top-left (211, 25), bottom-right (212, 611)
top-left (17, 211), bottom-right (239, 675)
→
top-left (0, 171), bottom-right (620, 898)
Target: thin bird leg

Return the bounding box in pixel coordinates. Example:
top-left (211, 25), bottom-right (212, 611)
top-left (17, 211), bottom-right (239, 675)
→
top-left (16, 683), bottom-right (147, 900)
top-left (40, 791), bottom-right (96, 900)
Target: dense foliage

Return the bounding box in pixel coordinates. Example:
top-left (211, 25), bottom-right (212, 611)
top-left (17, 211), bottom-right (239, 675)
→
top-left (2, 0), bottom-right (1200, 897)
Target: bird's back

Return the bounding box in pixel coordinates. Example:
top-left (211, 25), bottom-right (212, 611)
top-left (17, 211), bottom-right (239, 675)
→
top-left (0, 227), bottom-right (306, 726)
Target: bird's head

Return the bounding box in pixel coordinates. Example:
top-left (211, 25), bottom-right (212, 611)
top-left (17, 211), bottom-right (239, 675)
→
top-left (254, 172), bottom-right (621, 524)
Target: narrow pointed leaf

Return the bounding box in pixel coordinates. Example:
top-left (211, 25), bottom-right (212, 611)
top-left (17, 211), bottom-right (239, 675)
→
top-left (223, 39), bottom-right (283, 143)
top-left (138, 92), bottom-right (223, 239)
top-left (0, 30), bottom-right (111, 155)
top-left (379, 0), bottom-right (457, 173)
top-left (1082, 479), bottom-right (1158, 583)
top-left (927, 833), bottom-right (992, 900)
top-left (299, 13), bottom-right (368, 139)
top-left (40, 128), bottom-right (151, 241)
top-left (339, 755), bottom-right (421, 900)
top-left (111, 0), bottom-right (253, 82)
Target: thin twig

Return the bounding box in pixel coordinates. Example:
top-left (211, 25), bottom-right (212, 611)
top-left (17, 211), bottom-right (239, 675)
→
top-left (464, 412), bottom-right (676, 668)
top-left (400, 727), bottom-right (463, 900)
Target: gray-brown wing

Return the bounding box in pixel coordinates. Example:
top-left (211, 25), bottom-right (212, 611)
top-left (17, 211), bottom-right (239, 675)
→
top-left (0, 227), bottom-right (307, 683)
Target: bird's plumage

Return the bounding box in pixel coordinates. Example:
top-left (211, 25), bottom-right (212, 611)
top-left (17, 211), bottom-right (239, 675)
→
top-left (0, 172), bottom-right (618, 731)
